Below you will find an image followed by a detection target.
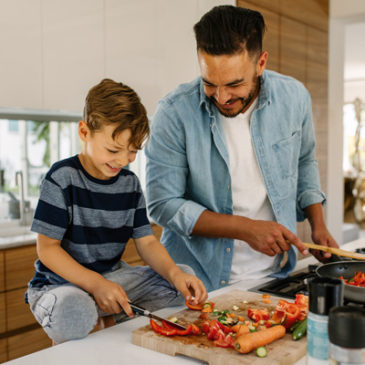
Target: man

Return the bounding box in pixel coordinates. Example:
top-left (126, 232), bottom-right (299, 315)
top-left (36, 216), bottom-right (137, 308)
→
top-left (145, 5), bottom-right (338, 292)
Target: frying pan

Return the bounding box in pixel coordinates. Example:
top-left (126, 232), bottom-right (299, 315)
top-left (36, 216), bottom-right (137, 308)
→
top-left (316, 261), bottom-right (365, 303)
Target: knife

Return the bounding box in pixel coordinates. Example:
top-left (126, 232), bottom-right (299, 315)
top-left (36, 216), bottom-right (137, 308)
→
top-left (129, 302), bottom-right (187, 330)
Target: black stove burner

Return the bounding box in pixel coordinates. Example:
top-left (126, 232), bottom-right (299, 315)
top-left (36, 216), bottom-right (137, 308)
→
top-left (250, 270), bottom-right (317, 299)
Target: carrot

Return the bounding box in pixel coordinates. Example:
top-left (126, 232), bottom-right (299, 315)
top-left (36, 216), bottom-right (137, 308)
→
top-left (234, 325), bottom-right (286, 354)
top-left (237, 324), bottom-right (250, 337)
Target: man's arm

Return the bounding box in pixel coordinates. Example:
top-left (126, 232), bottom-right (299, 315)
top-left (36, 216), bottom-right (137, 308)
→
top-left (37, 233), bottom-right (134, 316)
top-left (192, 210), bottom-right (308, 256)
top-left (304, 203), bottom-right (339, 261)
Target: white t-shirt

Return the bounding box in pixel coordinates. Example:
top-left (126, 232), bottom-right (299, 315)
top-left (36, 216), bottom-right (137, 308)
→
top-left (221, 98), bottom-right (276, 284)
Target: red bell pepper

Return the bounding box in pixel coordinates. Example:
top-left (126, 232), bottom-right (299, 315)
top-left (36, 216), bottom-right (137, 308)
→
top-left (247, 308), bottom-right (270, 322)
top-left (150, 319), bottom-right (177, 336)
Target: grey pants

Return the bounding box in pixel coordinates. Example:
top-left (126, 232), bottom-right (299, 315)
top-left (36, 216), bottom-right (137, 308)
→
top-left (26, 262), bottom-right (193, 344)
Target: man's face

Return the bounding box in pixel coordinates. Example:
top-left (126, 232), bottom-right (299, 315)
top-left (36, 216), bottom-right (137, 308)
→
top-left (78, 123), bottom-right (138, 180)
top-left (198, 49), bottom-right (267, 118)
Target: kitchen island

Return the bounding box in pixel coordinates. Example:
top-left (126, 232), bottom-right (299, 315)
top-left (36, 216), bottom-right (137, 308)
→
top-left (4, 238), bottom-right (365, 365)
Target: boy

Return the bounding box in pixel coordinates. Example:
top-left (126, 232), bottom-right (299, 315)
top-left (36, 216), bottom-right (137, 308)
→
top-left (26, 79), bottom-right (207, 344)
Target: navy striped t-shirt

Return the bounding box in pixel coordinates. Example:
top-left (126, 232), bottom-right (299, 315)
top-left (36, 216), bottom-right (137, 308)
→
top-left (28, 155), bottom-right (153, 288)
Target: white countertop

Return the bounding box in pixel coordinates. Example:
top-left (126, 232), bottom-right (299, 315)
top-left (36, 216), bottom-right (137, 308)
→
top-left (0, 222), bottom-right (36, 250)
top-left (5, 238), bottom-right (365, 365)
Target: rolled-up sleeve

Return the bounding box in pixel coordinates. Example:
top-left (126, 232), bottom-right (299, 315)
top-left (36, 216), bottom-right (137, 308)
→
top-left (296, 89), bottom-right (326, 221)
top-left (145, 101), bottom-right (206, 236)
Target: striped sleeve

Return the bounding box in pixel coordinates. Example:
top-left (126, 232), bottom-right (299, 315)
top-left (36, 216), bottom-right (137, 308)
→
top-left (132, 178), bottom-right (153, 239)
top-left (31, 175), bottom-right (69, 240)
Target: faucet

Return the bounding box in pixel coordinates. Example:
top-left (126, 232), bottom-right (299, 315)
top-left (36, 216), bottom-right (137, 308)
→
top-left (15, 170), bottom-right (26, 225)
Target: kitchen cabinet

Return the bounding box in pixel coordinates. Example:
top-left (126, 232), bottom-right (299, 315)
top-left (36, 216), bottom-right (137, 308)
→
top-left (7, 327), bottom-right (50, 361)
top-left (0, 223), bottom-right (163, 363)
top-left (0, 293), bottom-right (5, 334)
top-left (0, 340), bottom-right (6, 363)
top-left (0, 251), bottom-right (4, 292)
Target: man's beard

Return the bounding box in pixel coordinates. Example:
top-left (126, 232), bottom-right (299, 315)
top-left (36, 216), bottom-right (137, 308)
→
top-left (211, 75), bottom-right (260, 118)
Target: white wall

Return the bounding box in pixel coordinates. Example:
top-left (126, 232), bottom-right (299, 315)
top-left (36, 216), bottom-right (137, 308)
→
top-left (0, 0), bottom-right (234, 116)
top-left (328, 0), bottom-right (365, 243)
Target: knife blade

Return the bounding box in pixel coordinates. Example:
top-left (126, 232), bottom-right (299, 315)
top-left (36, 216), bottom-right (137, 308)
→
top-left (129, 302), bottom-right (187, 330)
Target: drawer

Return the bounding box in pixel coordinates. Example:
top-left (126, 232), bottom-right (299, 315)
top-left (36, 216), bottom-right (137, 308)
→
top-left (6, 288), bottom-right (36, 331)
top-left (0, 338), bottom-right (7, 363)
top-left (0, 293), bottom-right (5, 334)
top-left (5, 245), bottom-right (37, 291)
top-left (0, 251), bottom-right (4, 293)
top-left (8, 327), bottom-right (51, 361)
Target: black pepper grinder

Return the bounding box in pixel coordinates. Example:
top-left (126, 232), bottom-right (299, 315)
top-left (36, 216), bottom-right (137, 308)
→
top-left (329, 306), bottom-right (365, 365)
top-left (307, 277), bottom-right (344, 365)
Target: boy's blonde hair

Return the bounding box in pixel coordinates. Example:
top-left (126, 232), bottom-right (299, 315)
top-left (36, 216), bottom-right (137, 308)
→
top-left (83, 79), bottom-right (149, 149)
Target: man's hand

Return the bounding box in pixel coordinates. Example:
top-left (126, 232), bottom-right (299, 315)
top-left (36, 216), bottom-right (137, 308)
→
top-left (90, 276), bottom-right (134, 316)
top-left (310, 227), bottom-right (339, 262)
top-left (242, 220), bottom-right (309, 256)
top-left (170, 271), bottom-right (208, 305)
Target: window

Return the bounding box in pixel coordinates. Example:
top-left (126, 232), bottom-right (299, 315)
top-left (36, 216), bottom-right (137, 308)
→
top-left (0, 108), bottom-right (147, 223)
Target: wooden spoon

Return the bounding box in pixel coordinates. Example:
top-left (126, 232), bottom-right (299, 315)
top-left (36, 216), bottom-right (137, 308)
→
top-left (303, 242), bottom-right (365, 260)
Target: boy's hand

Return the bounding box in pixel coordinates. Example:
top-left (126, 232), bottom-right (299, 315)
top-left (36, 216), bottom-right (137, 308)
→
top-left (171, 271), bottom-right (208, 305)
top-left (90, 277), bottom-right (134, 317)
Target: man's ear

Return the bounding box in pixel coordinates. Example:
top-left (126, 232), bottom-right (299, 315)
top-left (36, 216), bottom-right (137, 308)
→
top-left (78, 120), bottom-right (90, 142)
top-left (256, 51), bottom-right (268, 76)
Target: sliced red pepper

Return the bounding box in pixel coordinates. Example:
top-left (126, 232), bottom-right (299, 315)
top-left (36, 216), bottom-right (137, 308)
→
top-left (207, 326), bottom-right (219, 340)
top-left (214, 333), bottom-right (235, 348)
top-left (150, 319), bottom-right (177, 336)
top-left (247, 308), bottom-right (270, 322)
top-left (271, 309), bottom-right (286, 324)
top-left (161, 320), bottom-right (193, 335)
top-left (283, 304), bottom-right (300, 329)
top-left (201, 321), bottom-right (211, 334)
top-left (185, 300), bottom-right (204, 311)
top-left (295, 294), bottom-right (309, 306)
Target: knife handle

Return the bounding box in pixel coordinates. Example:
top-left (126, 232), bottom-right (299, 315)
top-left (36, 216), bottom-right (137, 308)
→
top-left (129, 303), bottom-right (149, 316)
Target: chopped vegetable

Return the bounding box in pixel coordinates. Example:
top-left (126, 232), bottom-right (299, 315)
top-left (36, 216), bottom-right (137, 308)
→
top-left (292, 319), bottom-right (307, 341)
top-left (202, 302), bottom-right (215, 313)
top-left (340, 271), bottom-right (365, 287)
top-left (234, 325), bottom-right (286, 354)
top-left (247, 308), bottom-right (270, 322)
top-left (232, 305), bottom-right (239, 311)
top-left (168, 316), bottom-right (178, 323)
top-left (185, 300), bottom-right (215, 311)
top-left (256, 346), bottom-right (268, 357)
top-left (150, 319), bottom-right (177, 336)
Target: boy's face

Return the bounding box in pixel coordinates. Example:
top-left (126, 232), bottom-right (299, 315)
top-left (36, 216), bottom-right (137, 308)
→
top-left (78, 122), bottom-right (137, 180)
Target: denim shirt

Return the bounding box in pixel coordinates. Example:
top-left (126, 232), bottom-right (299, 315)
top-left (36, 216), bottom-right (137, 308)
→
top-left (145, 70), bottom-right (326, 292)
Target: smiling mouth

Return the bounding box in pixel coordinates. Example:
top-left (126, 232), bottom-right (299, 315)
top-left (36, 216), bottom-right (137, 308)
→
top-left (106, 163), bottom-right (122, 172)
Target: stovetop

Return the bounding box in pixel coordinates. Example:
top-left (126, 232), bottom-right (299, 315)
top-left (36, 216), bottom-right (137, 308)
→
top-left (249, 247), bottom-right (365, 308)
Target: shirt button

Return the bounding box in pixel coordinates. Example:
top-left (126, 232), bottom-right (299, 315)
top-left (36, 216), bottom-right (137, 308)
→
top-left (221, 280), bottom-right (226, 285)
top-left (226, 247), bottom-right (231, 253)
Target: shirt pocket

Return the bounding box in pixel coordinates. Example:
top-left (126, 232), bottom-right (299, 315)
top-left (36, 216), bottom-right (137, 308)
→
top-left (272, 130), bottom-right (301, 179)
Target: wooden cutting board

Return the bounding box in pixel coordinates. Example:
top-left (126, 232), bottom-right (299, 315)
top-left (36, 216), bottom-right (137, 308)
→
top-left (132, 290), bottom-right (307, 365)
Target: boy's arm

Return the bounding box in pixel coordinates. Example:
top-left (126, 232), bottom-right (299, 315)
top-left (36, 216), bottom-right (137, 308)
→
top-left (134, 235), bottom-right (207, 305)
top-left (37, 233), bottom-right (134, 316)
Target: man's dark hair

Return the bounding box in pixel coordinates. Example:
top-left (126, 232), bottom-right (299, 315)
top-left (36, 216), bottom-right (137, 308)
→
top-left (194, 5), bottom-right (265, 57)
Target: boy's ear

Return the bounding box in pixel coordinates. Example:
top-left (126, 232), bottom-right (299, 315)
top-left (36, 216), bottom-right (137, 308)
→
top-left (78, 120), bottom-right (90, 142)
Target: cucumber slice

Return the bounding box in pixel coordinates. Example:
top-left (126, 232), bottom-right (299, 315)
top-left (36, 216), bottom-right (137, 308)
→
top-left (256, 346), bottom-right (268, 357)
